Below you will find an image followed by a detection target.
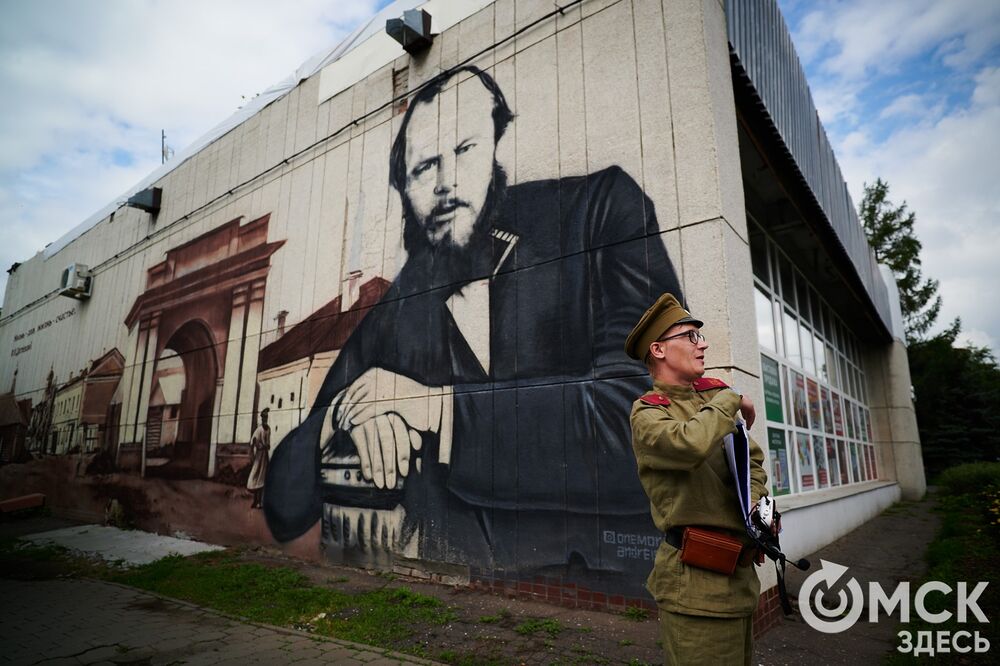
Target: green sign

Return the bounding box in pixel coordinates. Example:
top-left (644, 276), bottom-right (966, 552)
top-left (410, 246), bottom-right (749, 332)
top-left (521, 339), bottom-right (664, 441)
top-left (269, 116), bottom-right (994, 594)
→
top-left (768, 427), bottom-right (790, 496)
top-left (761, 354), bottom-right (784, 423)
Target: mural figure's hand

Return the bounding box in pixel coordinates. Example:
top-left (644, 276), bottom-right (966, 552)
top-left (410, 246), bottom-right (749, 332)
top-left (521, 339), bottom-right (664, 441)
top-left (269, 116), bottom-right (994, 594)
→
top-left (334, 368), bottom-right (379, 429)
top-left (333, 367), bottom-right (450, 433)
top-left (350, 413), bottom-right (422, 488)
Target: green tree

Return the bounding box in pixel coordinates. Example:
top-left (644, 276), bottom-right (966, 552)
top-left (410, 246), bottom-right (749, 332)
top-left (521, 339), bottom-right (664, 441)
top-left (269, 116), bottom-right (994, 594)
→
top-left (858, 178), bottom-right (941, 343)
top-left (859, 178), bottom-right (1000, 474)
top-left (907, 319), bottom-right (1000, 476)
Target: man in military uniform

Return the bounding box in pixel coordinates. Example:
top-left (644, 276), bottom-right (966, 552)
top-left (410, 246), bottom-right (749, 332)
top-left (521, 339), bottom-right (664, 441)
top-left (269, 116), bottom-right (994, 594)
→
top-left (625, 293), bottom-right (768, 665)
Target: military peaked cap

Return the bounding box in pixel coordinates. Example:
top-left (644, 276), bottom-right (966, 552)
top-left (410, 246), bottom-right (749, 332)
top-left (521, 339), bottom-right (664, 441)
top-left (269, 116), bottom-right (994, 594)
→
top-left (624, 292), bottom-right (703, 360)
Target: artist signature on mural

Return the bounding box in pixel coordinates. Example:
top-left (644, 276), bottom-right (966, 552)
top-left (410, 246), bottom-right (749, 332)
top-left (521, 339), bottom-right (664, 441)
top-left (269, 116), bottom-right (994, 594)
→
top-left (603, 530), bottom-right (663, 561)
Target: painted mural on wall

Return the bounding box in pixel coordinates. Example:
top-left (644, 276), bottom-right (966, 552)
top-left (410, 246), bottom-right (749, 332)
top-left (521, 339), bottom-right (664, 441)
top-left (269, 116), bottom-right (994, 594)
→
top-left (0, 64), bottom-right (683, 598)
top-left (263, 67), bottom-right (683, 593)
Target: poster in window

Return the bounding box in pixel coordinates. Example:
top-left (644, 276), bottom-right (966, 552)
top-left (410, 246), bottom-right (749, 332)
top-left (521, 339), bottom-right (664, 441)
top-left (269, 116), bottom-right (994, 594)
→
top-left (826, 438), bottom-right (840, 487)
top-left (808, 379), bottom-right (822, 431)
top-left (792, 371), bottom-right (808, 428)
top-left (850, 442), bottom-right (863, 481)
top-left (846, 400), bottom-right (856, 439)
top-left (768, 428), bottom-right (791, 496)
top-left (813, 434), bottom-right (828, 488)
top-left (863, 409), bottom-right (873, 442)
top-left (821, 386), bottom-right (834, 434)
top-left (838, 440), bottom-right (850, 485)
top-left (797, 432), bottom-right (815, 491)
top-left (832, 393), bottom-right (844, 436)
top-left (761, 355), bottom-right (784, 423)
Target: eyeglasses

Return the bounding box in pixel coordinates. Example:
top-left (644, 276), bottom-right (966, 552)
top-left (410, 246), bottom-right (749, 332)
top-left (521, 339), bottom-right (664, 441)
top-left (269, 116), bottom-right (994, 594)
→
top-left (656, 330), bottom-right (706, 345)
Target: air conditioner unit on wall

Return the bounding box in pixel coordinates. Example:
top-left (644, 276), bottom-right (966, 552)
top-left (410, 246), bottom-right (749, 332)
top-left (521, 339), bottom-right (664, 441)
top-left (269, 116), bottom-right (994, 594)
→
top-left (59, 263), bottom-right (92, 300)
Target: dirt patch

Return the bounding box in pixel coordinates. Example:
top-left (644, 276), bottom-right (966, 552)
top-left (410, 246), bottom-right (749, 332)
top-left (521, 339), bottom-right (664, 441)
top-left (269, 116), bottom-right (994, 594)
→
top-left (236, 547), bottom-right (662, 665)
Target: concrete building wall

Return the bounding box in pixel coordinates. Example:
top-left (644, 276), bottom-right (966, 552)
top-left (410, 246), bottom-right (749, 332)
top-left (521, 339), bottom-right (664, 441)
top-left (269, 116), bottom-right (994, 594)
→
top-left (0, 0), bottom-right (924, 611)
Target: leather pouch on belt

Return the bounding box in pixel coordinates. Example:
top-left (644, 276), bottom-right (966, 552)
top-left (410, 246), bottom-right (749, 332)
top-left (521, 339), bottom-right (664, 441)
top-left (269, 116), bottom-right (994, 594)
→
top-left (680, 527), bottom-right (743, 575)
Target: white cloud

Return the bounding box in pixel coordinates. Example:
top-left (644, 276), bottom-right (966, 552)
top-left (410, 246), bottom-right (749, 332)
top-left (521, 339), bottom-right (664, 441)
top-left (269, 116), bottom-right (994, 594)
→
top-left (878, 93), bottom-right (942, 121)
top-left (0, 0), bottom-right (382, 303)
top-left (835, 67), bottom-right (1000, 354)
top-left (960, 328), bottom-right (997, 353)
top-left (810, 78), bottom-right (866, 126)
top-left (793, 0), bottom-right (1000, 81)
top-left (780, 0), bottom-right (1000, 357)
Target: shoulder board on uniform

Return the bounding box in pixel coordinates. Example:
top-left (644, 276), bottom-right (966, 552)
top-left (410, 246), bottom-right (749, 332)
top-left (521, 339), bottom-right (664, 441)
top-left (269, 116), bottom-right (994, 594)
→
top-left (639, 392), bottom-right (671, 406)
top-left (692, 377), bottom-right (728, 392)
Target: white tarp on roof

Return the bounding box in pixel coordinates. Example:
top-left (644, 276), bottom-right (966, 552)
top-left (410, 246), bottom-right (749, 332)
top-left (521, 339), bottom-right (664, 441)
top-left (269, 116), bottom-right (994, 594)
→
top-left (43, 0), bottom-right (491, 260)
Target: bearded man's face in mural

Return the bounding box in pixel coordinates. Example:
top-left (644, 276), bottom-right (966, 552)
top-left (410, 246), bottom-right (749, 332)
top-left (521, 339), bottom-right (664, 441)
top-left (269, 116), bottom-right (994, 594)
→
top-left (402, 82), bottom-right (496, 249)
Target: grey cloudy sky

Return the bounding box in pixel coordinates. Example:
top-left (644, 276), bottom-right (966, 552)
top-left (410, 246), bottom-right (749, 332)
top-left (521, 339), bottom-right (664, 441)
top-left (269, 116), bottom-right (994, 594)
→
top-left (1, 0), bottom-right (997, 355)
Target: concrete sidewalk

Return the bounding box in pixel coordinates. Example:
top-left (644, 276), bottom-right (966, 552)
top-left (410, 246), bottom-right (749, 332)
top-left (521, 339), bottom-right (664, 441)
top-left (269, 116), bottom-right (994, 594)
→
top-left (755, 495), bottom-right (942, 665)
top-left (0, 577), bottom-right (439, 666)
top-left (0, 516), bottom-right (440, 666)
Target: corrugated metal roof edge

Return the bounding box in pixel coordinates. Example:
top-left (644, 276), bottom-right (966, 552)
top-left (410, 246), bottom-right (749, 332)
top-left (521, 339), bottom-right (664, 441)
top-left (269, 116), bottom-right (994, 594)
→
top-left (724, 0), bottom-right (893, 339)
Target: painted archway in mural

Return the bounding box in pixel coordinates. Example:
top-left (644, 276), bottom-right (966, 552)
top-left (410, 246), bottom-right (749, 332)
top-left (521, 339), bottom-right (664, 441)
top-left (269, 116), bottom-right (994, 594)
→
top-left (145, 320), bottom-right (219, 478)
top-left (118, 214), bottom-right (284, 478)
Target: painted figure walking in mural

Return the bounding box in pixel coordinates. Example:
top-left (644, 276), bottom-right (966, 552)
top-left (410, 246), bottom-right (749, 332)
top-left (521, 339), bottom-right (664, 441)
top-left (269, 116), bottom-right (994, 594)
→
top-left (265, 66), bottom-right (683, 587)
top-left (626, 293), bottom-right (767, 665)
top-left (247, 408), bottom-right (271, 509)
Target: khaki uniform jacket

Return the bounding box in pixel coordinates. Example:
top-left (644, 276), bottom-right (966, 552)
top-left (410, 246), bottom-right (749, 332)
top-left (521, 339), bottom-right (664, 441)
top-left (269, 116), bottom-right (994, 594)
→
top-left (630, 379), bottom-right (768, 617)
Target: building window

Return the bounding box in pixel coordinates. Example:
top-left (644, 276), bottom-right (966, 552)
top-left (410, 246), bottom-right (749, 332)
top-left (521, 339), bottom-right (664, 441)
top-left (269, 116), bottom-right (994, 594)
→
top-left (750, 219), bottom-right (877, 497)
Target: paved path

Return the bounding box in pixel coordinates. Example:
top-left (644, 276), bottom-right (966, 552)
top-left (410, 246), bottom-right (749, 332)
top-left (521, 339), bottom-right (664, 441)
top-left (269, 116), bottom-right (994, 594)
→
top-left (755, 496), bottom-right (943, 665)
top-left (25, 524), bottom-right (223, 566)
top-left (0, 578), bottom-right (438, 666)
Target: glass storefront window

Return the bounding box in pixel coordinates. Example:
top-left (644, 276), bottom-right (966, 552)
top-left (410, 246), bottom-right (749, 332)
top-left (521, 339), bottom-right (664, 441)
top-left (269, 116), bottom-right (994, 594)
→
top-left (826, 438), bottom-right (841, 487)
top-left (751, 220), bottom-right (877, 498)
top-left (821, 386), bottom-right (834, 435)
top-left (755, 286), bottom-right (775, 352)
top-left (784, 309), bottom-right (801, 367)
top-left (796, 275), bottom-right (811, 326)
top-left (751, 226), bottom-right (770, 286)
top-left (826, 344), bottom-right (838, 389)
top-left (779, 255), bottom-right (796, 309)
top-left (801, 324), bottom-right (816, 375)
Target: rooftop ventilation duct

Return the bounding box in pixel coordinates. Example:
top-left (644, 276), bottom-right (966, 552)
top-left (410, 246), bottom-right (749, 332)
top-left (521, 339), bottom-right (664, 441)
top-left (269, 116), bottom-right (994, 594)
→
top-left (125, 187), bottom-right (162, 215)
top-left (386, 9), bottom-right (434, 54)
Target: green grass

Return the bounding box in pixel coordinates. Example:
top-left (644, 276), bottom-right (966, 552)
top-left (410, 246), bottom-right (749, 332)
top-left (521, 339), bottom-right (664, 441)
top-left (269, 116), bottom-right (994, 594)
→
top-left (622, 606), bottom-right (649, 621)
top-left (935, 461), bottom-right (1000, 496)
top-left (478, 608), bottom-right (512, 624)
top-left (105, 551), bottom-right (456, 647)
top-left (514, 617), bottom-right (564, 637)
top-left (0, 538), bottom-right (109, 577)
top-left (883, 472), bottom-right (1000, 664)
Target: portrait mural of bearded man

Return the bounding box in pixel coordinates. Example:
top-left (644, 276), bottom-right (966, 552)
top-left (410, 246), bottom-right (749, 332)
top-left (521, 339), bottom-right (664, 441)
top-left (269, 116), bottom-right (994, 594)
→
top-left (265, 65), bottom-right (683, 594)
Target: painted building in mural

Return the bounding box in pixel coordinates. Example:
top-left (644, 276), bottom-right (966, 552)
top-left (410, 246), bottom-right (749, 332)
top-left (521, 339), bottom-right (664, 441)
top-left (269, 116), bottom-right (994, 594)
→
top-left (0, 0), bottom-right (923, 617)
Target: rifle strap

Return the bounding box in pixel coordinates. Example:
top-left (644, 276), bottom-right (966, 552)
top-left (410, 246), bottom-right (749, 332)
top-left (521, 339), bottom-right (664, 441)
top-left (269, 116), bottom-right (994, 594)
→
top-left (775, 556), bottom-right (794, 615)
